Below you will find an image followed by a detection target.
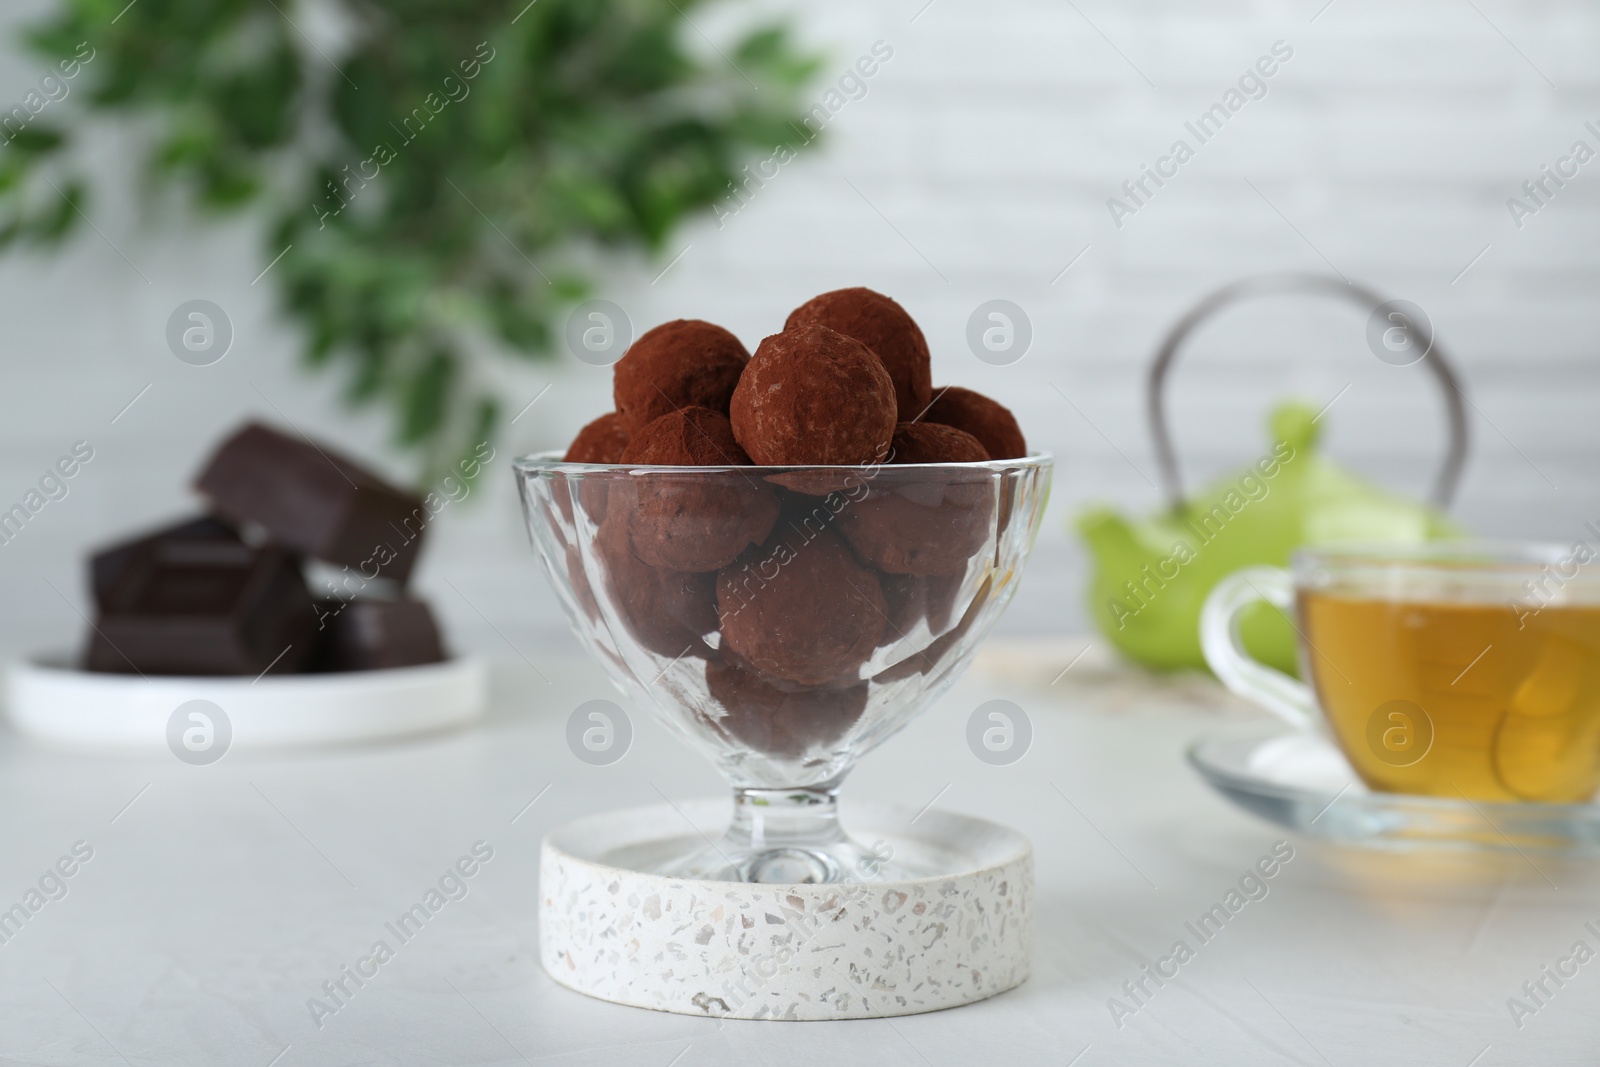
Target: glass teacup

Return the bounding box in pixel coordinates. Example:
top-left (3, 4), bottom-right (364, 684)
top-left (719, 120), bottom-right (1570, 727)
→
top-left (1202, 542), bottom-right (1600, 803)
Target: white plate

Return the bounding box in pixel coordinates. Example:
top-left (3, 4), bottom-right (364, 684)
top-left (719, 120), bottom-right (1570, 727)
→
top-left (5, 653), bottom-right (488, 754)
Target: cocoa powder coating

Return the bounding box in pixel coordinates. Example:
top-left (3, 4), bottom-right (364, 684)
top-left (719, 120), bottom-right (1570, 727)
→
top-left (729, 323), bottom-right (896, 466)
top-left (836, 475), bottom-right (995, 576)
top-left (877, 570), bottom-right (966, 646)
top-left (594, 514), bottom-right (717, 657)
top-left (785, 287), bottom-right (933, 420)
top-left (922, 386), bottom-right (1027, 460)
top-left (613, 319), bottom-right (749, 433)
top-left (704, 660), bottom-right (867, 758)
top-left (888, 421), bottom-right (990, 464)
top-left (619, 406), bottom-right (753, 466)
top-left (715, 525), bottom-right (886, 686)
top-left (621, 410), bottom-right (780, 572)
top-left (564, 412), bottom-right (631, 463)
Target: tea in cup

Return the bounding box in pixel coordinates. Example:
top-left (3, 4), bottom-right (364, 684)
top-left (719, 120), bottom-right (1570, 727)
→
top-left (1201, 543), bottom-right (1600, 803)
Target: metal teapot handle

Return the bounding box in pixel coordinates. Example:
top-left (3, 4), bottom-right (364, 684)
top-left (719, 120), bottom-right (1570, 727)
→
top-left (1147, 271), bottom-right (1470, 512)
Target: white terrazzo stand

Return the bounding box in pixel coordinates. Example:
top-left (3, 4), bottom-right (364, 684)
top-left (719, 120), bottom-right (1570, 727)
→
top-left (540, 799), bottom-right (1033, 1020)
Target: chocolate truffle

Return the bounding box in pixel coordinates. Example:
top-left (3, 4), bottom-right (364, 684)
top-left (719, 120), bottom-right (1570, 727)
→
top-left (564, 412), bottom-right (630, 464)
top-left (620, 406), bottom-right (752, 466)
top-left (613, 319), bottom-right (749, 433)
top-left (716, 525), bottom-right (886, 686)
top-left (620, 409), bottom-right (779, 572)
top-left (785, 287), bottom-right (932, 420)
top-left (888, 421), bottom-right (990, 465)
top-left (762, 469), bottom-right (869, 497)
top-left (651, 567), bottom-right (720, 642)
top-left (923, 387), bottom-right (1027, 460)
top-left (730, 324), bottom-right (896, 467)
top-left (705, 660), bottom-right (867, 758)
top-left (878, 572), bottom-right (929, 641)
top-left (873, 577), bottom-right (991, 684)
top-left (565, 469), bottom-right (617, 527)
top-left (595, 514), bottom-right (717, 658)
top-left (923, 571), bottom-right (966, 633)
top-left (878, 570), bottom-right (966, 643)
top-left (835, 474), bottom-right (994, 576)
top-left (566, 543), bottom-right (602, 624)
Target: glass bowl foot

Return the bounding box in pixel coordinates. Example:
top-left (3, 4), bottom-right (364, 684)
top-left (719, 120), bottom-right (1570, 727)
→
top-left (654, 784), bottom-right (919, 884)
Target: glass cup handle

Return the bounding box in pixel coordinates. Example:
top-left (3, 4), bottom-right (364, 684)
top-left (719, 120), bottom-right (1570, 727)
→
top-left (1200, 566), bottom-right (1317, 732)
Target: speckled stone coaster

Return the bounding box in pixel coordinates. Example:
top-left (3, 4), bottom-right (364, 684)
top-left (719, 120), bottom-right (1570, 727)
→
top-left (539, 800), bottom-right (1032, 1020)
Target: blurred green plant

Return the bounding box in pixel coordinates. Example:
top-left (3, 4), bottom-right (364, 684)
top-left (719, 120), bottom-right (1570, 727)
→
top-left (6, 0), bottom-right (822, 482)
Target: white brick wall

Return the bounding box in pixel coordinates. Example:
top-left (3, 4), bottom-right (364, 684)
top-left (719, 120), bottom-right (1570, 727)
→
top-left (0, 0), bottom-right (1596, 659)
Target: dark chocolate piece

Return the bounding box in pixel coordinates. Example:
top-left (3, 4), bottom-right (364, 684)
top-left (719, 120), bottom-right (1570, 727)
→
top-left (310, 598), bottom-right (446, 672)
top-left (194, 422), bottom-right (426, 584)
top-left (85, 540), bottom-right (314, 676)
top-left (90, 514), bottom-right (240, 610)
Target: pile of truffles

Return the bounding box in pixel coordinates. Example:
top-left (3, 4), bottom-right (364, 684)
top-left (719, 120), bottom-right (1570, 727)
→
top-left (85, 423), bottom-right (447, 676)
top-left (559, 287), bottom-right (1026, 758)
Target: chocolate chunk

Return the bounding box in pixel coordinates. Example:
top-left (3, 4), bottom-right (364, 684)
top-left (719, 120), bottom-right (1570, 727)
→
top-left (85, 540), bottom-right (314, 676)
top-left (194, 422), bottom-right (426, 584)
top-left (310, 598), bottom-right (446, 672)
top-left (90, 514), bottom-right (240, 611)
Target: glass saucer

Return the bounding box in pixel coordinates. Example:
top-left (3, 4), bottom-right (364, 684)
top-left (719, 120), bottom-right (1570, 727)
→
top-left (1188, 728), bottom-right (1600, 855)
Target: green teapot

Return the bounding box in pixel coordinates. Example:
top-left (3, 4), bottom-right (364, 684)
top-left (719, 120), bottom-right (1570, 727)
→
top-left (1076, 273), bottom-right (1470, 674)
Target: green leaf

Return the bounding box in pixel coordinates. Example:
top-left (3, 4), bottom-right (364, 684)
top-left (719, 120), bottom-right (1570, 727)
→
top-left (12, 0), bottom-right (829, 479)
top-left (399, 348), bottom-right (455, 445)
top-left (31, 177), bottom-right (82, 241)
top-left (3, 126), bottom-right (65, 156)
top-left (199, 160), bottom-right (259, 209)
top-left (462, 394), bottom-right (499, 475)
top-left (215, 40), bottom-right (301, 149)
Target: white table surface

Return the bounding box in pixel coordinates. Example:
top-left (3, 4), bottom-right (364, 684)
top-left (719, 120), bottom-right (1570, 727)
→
top-left (0, 639), bottom-right (1594, 1067)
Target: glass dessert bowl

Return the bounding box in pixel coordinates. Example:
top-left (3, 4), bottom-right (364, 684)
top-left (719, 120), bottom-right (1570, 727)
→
top-left (515, 450), bottom-right (1052, 883)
